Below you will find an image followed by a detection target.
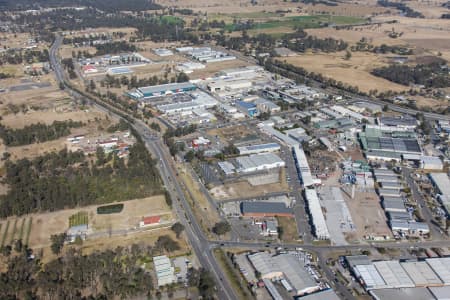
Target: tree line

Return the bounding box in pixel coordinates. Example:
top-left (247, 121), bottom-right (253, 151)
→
top-left (0, 49), bottom-right (49, 65)
top-left (377, 0), bottom-right (424, 18)
top-left (94, 41), bottom-right (137, 56)
top-left (0, 0), bottom-right (161, 12)
top-left (371, 62), bottom-right (450, 88)
top-left (0, 120), bottom-right (83, 146)
top-left (0, 140), bottom-right (163, 217)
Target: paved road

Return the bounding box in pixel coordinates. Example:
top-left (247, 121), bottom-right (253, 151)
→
top-left (50, 35), bottom-right (238, 300)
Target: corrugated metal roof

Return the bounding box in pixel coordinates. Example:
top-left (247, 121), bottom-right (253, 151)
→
top-left (354, 264), bottom-right (386, 289)
top-left (241, 201), bottom-right (292, 215)
top-left (401, 261), bottom-right (443, 286)
top-left (373, 261), bottom-right (415, 288)
top-left (426, 258), bottom-right (450, 285)
top-left (305, 189), bottom-right (329, 240)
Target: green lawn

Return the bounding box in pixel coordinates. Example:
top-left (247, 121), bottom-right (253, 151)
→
top-left (161, 15), bottom-right (183, 25)
top-left (255, 15), bottom-right (365, 30)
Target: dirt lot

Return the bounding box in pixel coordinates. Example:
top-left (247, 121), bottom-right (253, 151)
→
top-left (344, 190), bottom-right (392, 241)
top-left (277, 216), bottom-right (299, 242)
top-left (207, 124), bottom-right (254, 143)
top-left (210, 169), bottom-right (289, 200)
top-left (0, 195), bottom-right (172, 251)
top-left (281, 52), bottom-right (408, 93)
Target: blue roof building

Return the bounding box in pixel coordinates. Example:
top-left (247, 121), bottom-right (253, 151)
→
top-left (236, 101), bottom-right (258, 117)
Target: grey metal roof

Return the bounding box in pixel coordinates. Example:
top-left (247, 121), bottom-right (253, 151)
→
top-left (138, 82), bottom-right (196, 94)
top-left (241, 201), bottom-right (292, 215)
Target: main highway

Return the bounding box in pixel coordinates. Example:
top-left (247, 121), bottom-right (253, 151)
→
top-left (50, 35), bottom-right (239, 300)
top-left (50, 35), bottom-right (450, 300)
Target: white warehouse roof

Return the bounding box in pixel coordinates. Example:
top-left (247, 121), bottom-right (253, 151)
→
top-left (401, 261), bottom-right (443, 287)
top-left (426, 257), bottom-right (450, 285)
top-left (293, 144), bottom-right (314, 187)
top-left (305, 189), bottom-right (330, 240)
top-left (236, 152), bottom-right (285, 173)
top-left (354, 264), bottom-right (386, 290)
top-left (373, 261), bottom-right (415, 288)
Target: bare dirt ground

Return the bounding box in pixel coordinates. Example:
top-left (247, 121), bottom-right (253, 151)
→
top-left (0, 32), bottom-right (49, 50)
top-left (210, 169), bottom-right (289, 200)
top-left (281, 52), bottom-right (408, 93)
top-left (344, 190), bottom-right (392, 240)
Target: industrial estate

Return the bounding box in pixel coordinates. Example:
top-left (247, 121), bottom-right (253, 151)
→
top-left (0, 0), bottom-right (449, 299)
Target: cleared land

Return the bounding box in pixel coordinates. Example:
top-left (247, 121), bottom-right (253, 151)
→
top-left (277, 216), bottom-right (299, 242)
top-left (281, 52), bottom-right (408, 93)
top-left (0, 195), bottom-right (172, 251)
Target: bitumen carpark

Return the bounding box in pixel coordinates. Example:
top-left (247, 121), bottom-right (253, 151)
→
top-left (8, 81), bottom-right (51, 92)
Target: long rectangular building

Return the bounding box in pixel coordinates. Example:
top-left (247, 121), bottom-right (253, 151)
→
top-left (241, 201), bottom-right (293, 217)
top-left (373, 261), bottom-right (415, 288)
top-left (236, 152), bottom-right (285, 173)
top-left (237, 143), bottom-right (280, 155)
top-left (305, 189), bottom-right (330, 240)
top-left (126, 82), bottom-right (197, 99)
top-left (429, 173), bottom-right (450, 215)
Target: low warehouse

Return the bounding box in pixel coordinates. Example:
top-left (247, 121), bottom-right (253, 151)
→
top-left (236, 152), bottom-right (285, 173)
top-left (241, 202), bottom-right (294, 218)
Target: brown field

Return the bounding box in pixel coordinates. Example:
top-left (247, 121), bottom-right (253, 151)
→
top-left (0, 195), bottom-right (172, 251)
top-left (280, 52), bottom-right (408, 93)
top-left (277, 216), bottom-right (299, 242)
top-left (210, 170), bottom-right (289, 201)
top-left (0, 32), bottom-right (49, 50)
top-left (207, 124), bottom-right (254, 143)
top-left (344, 190), bottom-right (392, 241)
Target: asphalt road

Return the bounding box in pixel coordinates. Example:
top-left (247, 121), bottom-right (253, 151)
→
top-left (50, 35), bottom-right (238, 300)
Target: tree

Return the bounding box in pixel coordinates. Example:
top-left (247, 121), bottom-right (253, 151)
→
top-left (155, 235), bottom-right (180, 252)
top-left (344, 50), bottom-right (352, 60)
top-left (50, 233), bottom-right (67, 255)
top-left (198, 270), bottom-right (216, 299)
top-left (184, 150), bottom-right (195, 162)
top-left (212, 221), bottom-right (231, 236)
top-left (171, 222), bottom-right (185, 238)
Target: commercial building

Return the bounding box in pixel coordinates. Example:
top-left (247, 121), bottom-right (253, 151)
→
top-left (304, 189), bottom-right (330, 240)
top-left (241, 202), bottom-right (293, 217)
top-left (126, 82), bottom-right (197, 100)
top-left (235, 101), bottom-right (258, 117)
top-left (139, 215), bottom-right (161, 228)
top-left (236, 152), bottom-right (285, 173)
top-left (156, 91), bottom-right (217, 115)
top-left (429, 173), bottom-right (450, 215)
top-left (247, 252), bottom-right (320, 296)
top-left (237, 143), bottom-right (280, 155)
top-left (153, 255), bottom-right (175, 287)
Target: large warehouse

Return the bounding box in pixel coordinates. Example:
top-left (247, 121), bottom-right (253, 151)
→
top-left (359, 126), bottom-right (422, 160)
top-left (237, 143), bottom-right (280, 155)
top-left (236, 152), bottom-right (285, 173)
top-left (304, 189), bottom-right (330, 240)
top-left (429, 173), bottom-right (450, 215)
top-left (126, 82), bottom-right (197, 99)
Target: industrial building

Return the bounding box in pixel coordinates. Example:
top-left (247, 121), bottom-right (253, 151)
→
top-left (254, 98), bottom-right (281, 113)
top-left (236, 152), bottom-right (285, 173)
top-left (156, 91), bottom-right (218, 115)
top-left (175, 61), bottom-right (205, 74)
top-left (235, 101), bottom-right (258, 117)
top-left (429, 173), bottom-right (450, 215)
top-left (293, 145), bottom-right (315, 187)
top-left (218, 66), bottom-right (264, 78)
top-left (247, 252), bottom-right (320, 296)
top-left (126, 82), bottom-right (197, 100)
top-left (153, 255), bottom-right (175, 287)
top-left (401, 261), bottom-right (442, 287)
top-left (177, 46), bottom-right (236, 63)
top-left (286, 127), bottom-right (309, 143)
top-left (379, 181), bottom-right (402, 190)
top-left (218, 161), bottom-right (236, 176)
top-left (237, 143), bottom-right (280, 155)
top-left (390, 220), bottom-right (430, 236)
top-left (426, 258), bottom-right (450, 285)
top-left (382, 197), bottom-right (406, 213)
top-left (359, 126), bottom-right (422, 161)
top-left (241, 202), bottom-right (293, 218)
top-left (373, 169), bottom-right (397, 177)
top-left (373, 261), bottom-right (415, 288)
top-left (304, 189), bottom-right (330, 240)
top-left (207, 79), bottom-right (252, 93)
top-left (378, 116), bottom-right (417, 130)
top-left (154, 48), bottom-right (173, 56)
top-left (330, 105), bottom-right (375, 124)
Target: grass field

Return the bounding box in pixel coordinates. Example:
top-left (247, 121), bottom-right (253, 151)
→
top-left (69, 211), bottom-right (89, 227)
top-left (277, 216), bottom-right (299, 242)
top-left (225, 14), bottom-right (365, 32)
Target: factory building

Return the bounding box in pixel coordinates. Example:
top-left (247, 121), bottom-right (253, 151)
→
top-left (218, 161), bottom-right (236, 176)
top-left (175, 61), bottom-right (205, 74)
top-left (156, 91), bottom-right (217, 115)
top-left (304, 189), bottom-right (330, 240)
top-left (330, 105), bottom-right (375, 124)
top-left (373, 261), bottom-right (415, 288)
top-left (378, 116), bottom-right (417, 130)
top-left (429, 173), bottom-right (450, 216)
top-left (293, 145), bottom-right (315, 187)
top-left (247, 252), bottom-right (320, 296)
top-left (237, 143), bottom-right (280, 155)
top-left (207, 79), bottom-right (252, 93)
top-left (390, 220), bottom-right (430, 236)
top-left (254, 98), bottom-right (281, 113)
top-left (218, 66), bottom-right (264, 78)
top-left (126, 82), bottom-right (197, 100)
top-left (241, 202), bottom-right (293, 218)
top-left (236, 152), bottom-right (285, 173)
top-left (401, 261), bottom-right (442, 287)
top-left (382, 197), bottom-right (407, 213)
